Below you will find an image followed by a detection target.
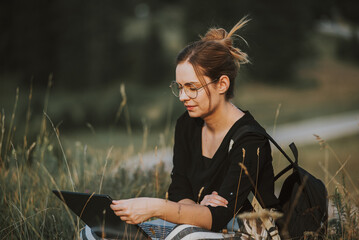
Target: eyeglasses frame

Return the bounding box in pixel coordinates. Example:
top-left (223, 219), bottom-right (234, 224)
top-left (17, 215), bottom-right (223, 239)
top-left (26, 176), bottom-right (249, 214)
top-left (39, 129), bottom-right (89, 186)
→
top-left (169, 78), bottom-right (219, 99)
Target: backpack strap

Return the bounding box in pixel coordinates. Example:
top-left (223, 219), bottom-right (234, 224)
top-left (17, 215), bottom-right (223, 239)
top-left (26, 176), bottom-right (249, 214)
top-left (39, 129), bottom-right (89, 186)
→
top-left (229, 125), bottom-right (299, 181)
top-left (230, 126), bottom-right (295, 240)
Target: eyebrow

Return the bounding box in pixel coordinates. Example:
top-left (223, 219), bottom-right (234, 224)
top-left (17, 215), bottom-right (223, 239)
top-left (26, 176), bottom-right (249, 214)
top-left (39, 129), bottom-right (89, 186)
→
top-left (177, 81), bottom-right (200, 85)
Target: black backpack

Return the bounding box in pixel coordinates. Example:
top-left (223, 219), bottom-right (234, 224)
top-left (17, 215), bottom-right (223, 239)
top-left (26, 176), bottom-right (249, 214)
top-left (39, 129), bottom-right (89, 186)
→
top-left (232, 125), bottom-right (328, 239)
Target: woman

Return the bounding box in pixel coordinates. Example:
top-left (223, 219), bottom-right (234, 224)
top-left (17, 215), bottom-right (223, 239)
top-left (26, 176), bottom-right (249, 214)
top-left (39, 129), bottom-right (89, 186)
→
top-left (110, 18), bottom-right (279, 239)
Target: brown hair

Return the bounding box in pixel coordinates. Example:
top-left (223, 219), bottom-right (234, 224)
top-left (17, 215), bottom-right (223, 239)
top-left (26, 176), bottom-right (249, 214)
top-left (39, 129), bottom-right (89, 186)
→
top-left (176, 17), bottom-right (250, 99)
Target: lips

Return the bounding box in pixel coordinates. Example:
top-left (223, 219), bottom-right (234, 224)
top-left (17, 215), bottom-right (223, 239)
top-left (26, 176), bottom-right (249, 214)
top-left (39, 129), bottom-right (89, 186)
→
top-left (185, 105), bottom-right (196, 111)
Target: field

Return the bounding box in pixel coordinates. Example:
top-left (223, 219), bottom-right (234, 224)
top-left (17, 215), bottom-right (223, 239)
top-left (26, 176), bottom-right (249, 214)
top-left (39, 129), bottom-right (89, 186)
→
top-left (1, 33), bottom-right (359, 239)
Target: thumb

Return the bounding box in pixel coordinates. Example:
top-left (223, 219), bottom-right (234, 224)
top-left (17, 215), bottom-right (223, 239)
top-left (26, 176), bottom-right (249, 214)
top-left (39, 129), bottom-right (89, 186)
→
top-left (212, 191), bottom-right (218, 195)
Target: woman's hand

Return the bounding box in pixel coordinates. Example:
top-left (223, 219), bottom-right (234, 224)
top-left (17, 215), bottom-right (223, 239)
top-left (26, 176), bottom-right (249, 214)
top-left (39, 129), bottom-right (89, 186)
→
top-left (110, 198), bottom-right (155, 224)
top-left (200, 191), bottom-right (228, 207)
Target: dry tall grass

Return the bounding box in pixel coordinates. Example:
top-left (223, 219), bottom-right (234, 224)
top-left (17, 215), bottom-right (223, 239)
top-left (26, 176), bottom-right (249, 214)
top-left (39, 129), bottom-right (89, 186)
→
top-left (0, 84), bottom-right (170, 239)
top-left (0, 83), bottom-right (358, 240)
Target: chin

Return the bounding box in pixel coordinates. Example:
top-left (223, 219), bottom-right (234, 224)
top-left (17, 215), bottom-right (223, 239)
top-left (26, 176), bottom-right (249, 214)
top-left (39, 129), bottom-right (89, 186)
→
top-left (187, 110), bottom-right (209, 119)
top-left (187, 110), bottom-right (201, 118)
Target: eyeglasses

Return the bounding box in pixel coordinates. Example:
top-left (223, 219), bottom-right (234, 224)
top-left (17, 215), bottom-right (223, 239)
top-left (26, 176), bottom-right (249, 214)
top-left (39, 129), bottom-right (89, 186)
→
top-left (169, 79), bottom-right (219, 99)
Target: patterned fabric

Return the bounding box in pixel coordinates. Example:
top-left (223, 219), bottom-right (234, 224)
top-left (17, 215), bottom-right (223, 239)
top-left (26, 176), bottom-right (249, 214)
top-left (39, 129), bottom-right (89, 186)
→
top-left (80, 226), bottom-right (102, 240)
top-left (79, 226), bottom-right (120, 240)
top-left (165, 224), bottom-right (236, 240)
top-left (80, 217), bottom-right (276, 240)
top-left (235, 219), bottom-right (269, 240)
top-left (164, 218), bottom-right (274, 240)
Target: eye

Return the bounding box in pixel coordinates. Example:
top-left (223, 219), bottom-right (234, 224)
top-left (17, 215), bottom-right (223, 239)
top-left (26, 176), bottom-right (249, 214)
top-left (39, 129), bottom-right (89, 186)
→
top-left (176, 83), bottom-right (183, 89)
top-left (184, 83), bottom-right (197, 91)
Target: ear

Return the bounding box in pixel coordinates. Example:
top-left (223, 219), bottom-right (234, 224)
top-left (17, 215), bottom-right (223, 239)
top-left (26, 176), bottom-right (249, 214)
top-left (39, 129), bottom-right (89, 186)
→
top-left (217, 75), bottom-right (230, 95)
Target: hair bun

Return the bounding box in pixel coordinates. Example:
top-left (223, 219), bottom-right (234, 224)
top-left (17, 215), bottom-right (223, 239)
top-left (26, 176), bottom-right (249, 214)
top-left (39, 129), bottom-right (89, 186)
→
top-left (201, 17), bottom-right (250, 65)
top-left (202, 28), bottom-right (228, 41)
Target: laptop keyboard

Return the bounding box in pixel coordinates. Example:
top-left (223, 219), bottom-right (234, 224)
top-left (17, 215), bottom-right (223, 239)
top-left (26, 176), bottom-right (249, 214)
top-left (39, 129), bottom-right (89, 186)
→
top-left (139, 220), bottom-right (176, 239)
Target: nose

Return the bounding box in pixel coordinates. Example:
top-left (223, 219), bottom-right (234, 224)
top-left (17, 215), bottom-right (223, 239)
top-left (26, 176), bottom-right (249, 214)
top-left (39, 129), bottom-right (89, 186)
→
top-left (179, 89), bottom-right (190, 102)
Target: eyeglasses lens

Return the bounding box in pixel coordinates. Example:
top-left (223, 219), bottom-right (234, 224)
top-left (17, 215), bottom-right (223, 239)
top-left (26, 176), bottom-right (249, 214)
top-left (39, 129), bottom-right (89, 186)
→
top-left (170, 82), bottom-right (199, 99)
top-left (185, 84), bottom-right (197, 99)
top-left (170, 82), bottom-right (180, 97)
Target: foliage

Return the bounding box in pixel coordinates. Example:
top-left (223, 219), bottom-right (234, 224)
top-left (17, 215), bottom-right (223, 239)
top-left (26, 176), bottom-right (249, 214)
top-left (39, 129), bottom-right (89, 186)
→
top-left (0, 116), bottom-right (171, 239)
top-left (1, 83), bottom-right (359, 239)
top-left (0, 85), bottom-right (171, 239)
top-left (328, 182), bottom-right (359, 239)
top-left (334, 0), bottom-right (359, 63)
top-left (314, 135), bottom-right (359, 240)
top-left (0, 0), bottom-right (339, 89)
top-left (181, 0), bottom-right (335, 83)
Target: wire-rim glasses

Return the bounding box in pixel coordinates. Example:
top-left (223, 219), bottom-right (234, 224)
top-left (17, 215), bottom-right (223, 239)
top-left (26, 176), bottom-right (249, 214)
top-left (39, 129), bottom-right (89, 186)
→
top-left (169, 78), bottom-right (219, 99)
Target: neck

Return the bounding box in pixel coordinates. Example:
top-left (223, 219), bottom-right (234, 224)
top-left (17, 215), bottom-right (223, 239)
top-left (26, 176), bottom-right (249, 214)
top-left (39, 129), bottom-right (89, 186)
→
top-left (202, 101), bottom-right (244, 134)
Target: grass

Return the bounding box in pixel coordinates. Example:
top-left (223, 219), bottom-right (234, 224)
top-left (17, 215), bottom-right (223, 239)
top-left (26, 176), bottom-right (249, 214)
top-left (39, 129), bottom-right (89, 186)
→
top-left (1, 32), bottom-right (359, 239)
top-left (0, 95), bottom-right (171, 239)
top-left (1, 84), bottom-right (358, 239)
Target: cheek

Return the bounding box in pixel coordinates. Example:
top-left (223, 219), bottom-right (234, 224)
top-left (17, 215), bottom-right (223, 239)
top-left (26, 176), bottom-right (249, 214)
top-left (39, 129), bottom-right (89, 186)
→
top-left (198, 95), bottom-right (212, 111)
top-left (196, 94), bottom-right (209, 107)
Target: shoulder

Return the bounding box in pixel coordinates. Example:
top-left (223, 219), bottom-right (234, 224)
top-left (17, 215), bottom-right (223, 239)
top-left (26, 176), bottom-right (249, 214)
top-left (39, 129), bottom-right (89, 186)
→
top-left (230, 111), bottom-right (269, 148)
top-left (229, 112), bottom-right (272, 161)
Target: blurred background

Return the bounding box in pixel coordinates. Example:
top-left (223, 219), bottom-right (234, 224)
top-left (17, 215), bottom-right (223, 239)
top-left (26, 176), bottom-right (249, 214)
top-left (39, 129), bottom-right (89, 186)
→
top-left (0, 0), bottom-right (359, 189)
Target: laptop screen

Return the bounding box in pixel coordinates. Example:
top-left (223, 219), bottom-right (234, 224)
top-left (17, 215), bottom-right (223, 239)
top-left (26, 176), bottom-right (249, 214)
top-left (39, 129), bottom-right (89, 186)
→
top-left (52, 190), bottom-right (148, 239)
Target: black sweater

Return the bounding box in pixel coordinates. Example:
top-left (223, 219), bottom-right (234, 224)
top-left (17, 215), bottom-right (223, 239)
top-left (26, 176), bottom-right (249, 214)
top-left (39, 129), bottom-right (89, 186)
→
top-left (168, 111), bottom-right (279, 232)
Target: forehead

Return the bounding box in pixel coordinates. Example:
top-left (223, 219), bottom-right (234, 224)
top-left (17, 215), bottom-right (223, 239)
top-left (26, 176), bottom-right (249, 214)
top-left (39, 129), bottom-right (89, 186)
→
top-left (175, 62), bottom-right (200, 84)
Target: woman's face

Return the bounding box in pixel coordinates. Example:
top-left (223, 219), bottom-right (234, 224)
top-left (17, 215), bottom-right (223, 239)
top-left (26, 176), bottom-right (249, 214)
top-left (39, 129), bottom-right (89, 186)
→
top-left (175, 61), bottom-right (220, 119)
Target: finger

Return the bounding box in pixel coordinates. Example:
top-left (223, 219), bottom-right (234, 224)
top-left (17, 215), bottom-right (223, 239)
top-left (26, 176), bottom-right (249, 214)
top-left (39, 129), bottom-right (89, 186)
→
top-left (201, 195), bottom-right (226, 205)
top-left (110, 204), bottom-right (121, 211)
top-left (209, 199), bottom-right (227, 207)
top-left (120, 216), bottom-right (131, 221)
top-left (201, 199), bottom-right (227, 207)
top-left (209, 196), bottom-right (228, 205)
top-left (200, 200), bottom-right (208, 205)
top-left (200, 195), bottom-right (210, 204)
top-left (211, 195), bottom-right (228, 204)
top-left (114, 210), bottom-right (128, 216)
top-left (205, 194), bottom-right (227, 204)
top-left (201, 195), bottom-right (212, 203)
top-left (110, 203), bottom-right (127, 211)
top-left (209, 202), bottom-right (228, 208)
top-left (212, 198), bottom-right (228, 206)
top-left (208, 199), bottom-right (228, 207)
top-left (209, 192), bottom-right (228, 203)
top-left (201, 193), bottom-right (228, 206)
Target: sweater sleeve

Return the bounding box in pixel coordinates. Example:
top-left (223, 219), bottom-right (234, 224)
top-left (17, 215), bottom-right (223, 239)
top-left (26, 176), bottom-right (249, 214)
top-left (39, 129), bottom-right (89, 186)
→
top-left (207, 133), bottom-right (272, 232)
top-left (168, 115), bottom-right (194, 202)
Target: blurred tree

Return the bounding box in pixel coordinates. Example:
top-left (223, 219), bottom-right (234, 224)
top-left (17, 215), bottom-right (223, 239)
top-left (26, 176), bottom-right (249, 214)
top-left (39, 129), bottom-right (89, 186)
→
top-left (335, 0), bottom-right (359, 62)
top-left (139, 21), bottom-right (171, 86)
top-left (0, 0), bottom-right (134, 89)
top-left (0, 0), bottom-right (336, 89)
top-left (336, 0), bottom-right (359, 25)
top-left (180, 0), bottom-right (334, 83)
top-left (0, 1), bottom-right (57, 86)
top-left (0, 0), bottom-right (339, 130)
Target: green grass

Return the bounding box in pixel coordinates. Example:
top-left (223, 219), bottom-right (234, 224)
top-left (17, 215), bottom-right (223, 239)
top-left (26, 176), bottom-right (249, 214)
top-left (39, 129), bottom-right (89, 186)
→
top-left (0, 91), bottom-right (172, 239)
top-left (0, 123), bottom-right (171, 239)
top-left (1, 101), bottom-right (358, 239)
top-left (1, 32), bottom-right (359, 239)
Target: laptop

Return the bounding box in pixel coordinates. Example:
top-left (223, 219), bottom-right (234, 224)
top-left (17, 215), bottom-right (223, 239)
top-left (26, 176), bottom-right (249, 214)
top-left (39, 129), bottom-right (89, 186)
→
top-left (52, 190), bottom-right (176, 239)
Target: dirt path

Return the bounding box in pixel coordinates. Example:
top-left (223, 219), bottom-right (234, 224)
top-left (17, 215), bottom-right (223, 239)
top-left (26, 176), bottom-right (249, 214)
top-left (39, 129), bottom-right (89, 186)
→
top-left (125, 110), bottom-right (359, 172)
top-left (269, 110), bottom-right (359, 146)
